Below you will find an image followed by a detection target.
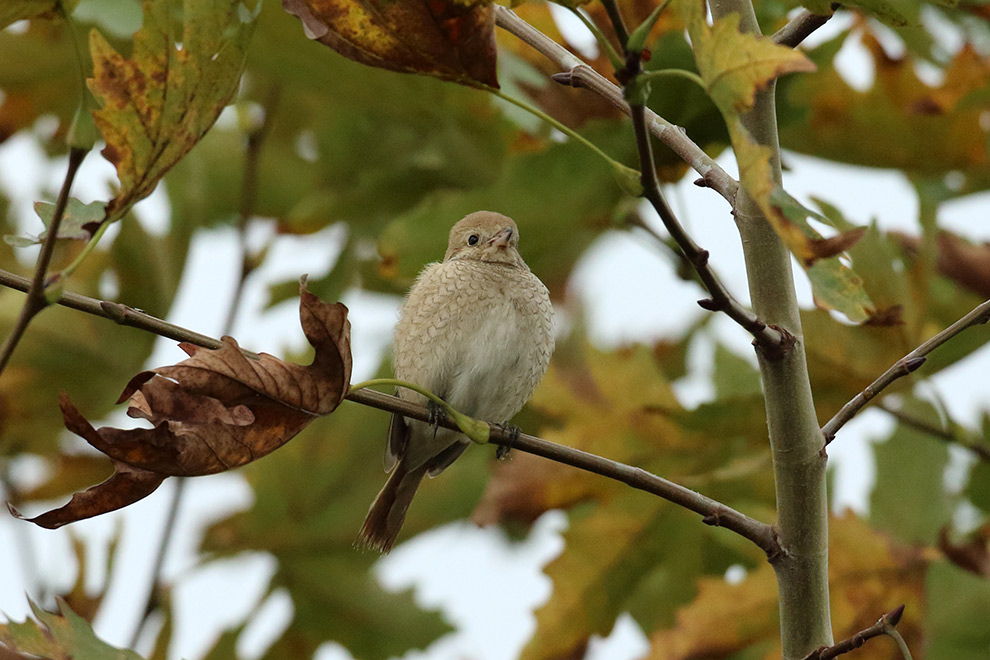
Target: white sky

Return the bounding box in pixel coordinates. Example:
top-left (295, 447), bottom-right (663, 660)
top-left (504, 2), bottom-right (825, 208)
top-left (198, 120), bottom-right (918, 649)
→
top-left (2, 7), bottom-right (990, 660)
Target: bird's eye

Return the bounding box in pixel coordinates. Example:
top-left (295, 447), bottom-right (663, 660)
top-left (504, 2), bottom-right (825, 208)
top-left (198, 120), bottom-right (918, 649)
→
top-left (468, 235), bottom-right (479, 246)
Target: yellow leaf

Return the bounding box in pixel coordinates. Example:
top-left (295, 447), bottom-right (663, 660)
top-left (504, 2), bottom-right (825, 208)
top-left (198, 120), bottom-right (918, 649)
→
top-left (89, 0), bottom-right (259, 223)
top-left (282, 0), bottom-right (499, 89)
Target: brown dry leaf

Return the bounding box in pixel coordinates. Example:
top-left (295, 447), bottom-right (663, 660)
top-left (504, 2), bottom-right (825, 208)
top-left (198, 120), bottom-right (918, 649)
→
top-left (896, 231), bottom-right (990, 299)
top-left (11, 281), bottom-right (352, 529)
top-left (939, 525), bottom-right (990, 577)
top-left (282, 0), bottom-right (499, 89)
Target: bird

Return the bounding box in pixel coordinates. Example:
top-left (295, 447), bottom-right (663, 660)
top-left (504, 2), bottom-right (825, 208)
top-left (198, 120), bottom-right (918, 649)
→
top-left (358, 211), bottom-right (555, 553)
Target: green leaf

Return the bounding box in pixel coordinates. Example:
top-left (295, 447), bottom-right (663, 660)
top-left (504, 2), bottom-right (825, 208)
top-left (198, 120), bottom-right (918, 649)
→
top-left (964, 460), bottom-right (990, 514)
top-left (713, 344), bottom-right (761, 400)
top-left (870, 399), bottom-right (954, 545)
top-left (0, 598), bottom-right (143, 660)
top-left (925, 561), bottom-right (990, 660)
top-left (679, 0), bottom-right (815, 115)
top-left (374, 121), bottom-right (636, 297)
top-left (89, 0), bottom-right (259, 223)
top-left (845, 0), bottom-right (921, 27)
top-left (282, 0), bottom-right (499, 89)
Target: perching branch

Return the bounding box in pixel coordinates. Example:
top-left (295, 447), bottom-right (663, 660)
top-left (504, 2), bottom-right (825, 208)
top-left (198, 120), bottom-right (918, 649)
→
top-left (0, 268), bottom-right (780, 558)
top-left (771, 8), bottom-right (835, 48)
top-left (494, 5), bottom-right (739, 205)
top-left (802, 605), bottom-right (907, 660)
top-left (822, 298), bottom-right (990, 443)
top-left (0, 147), bottom-right (87, 377)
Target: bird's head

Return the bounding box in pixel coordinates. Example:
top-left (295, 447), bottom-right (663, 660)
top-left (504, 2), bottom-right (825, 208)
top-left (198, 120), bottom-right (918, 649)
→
top-left (444, 211), bottom-right (528, 269)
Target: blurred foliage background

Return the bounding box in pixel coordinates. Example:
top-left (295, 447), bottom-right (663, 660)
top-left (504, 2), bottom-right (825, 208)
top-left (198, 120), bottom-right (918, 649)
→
top-left (1, 0), bottom-right (990, 658)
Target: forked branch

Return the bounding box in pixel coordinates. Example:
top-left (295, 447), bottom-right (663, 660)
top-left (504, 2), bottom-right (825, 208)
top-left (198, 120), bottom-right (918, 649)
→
top-left (0, 268), bottom-right (781, 558)
top-left (802, 605), bottom-right (909, 660)
top-left (0, 147), bottom-right (87, 376)
top-left (494, 5), bottom-right (739, 204)
top-left (822, 298), bottom-right (990, 443)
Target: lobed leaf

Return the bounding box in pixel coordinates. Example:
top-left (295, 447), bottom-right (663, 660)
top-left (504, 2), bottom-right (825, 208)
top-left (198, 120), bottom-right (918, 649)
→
top-left (282, 0), bottom-right (499, 89)
top-left (12, 282), bottom-right (352, 528)
top-left (89, 0), bottom-right (259, 223)
top-left (0, 597), bottom-right (142, 660)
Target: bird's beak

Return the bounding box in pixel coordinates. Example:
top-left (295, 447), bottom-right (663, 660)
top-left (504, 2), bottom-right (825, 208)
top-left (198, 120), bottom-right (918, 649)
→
top-left (488, 227), bottom-right (513, 249)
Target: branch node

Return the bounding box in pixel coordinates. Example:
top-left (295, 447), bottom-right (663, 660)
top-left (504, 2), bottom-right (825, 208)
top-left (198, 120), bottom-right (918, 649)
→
top-left (903, 356), bottom-right (926, 373)
top-left (754, 325), bottom-right (796, 362)
top-left (693, 177), bottom-right (707, 188)
top-left (100, 300), bottom-right (126, 323)
top-left (550, 71), bottom-right (580, 88)
top-left (693, 249), bottom-right (710, 267)
top-left (697, 298), bottom-right (719, 311)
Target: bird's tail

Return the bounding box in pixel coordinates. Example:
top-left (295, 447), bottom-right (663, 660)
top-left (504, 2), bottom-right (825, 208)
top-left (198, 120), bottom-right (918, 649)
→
top-left (357, 460), bottom-right (428, 553)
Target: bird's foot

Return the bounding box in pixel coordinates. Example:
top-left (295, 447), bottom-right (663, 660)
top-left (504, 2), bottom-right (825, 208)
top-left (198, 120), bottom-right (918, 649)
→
top-left (494, 424), bottom-right (521, 460)
top-left (427, 400), bottom-right (448, 439)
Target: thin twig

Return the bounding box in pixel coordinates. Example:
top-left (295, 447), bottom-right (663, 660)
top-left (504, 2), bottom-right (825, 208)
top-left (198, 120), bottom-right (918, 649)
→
top-left (0, 147), bottom-right (87, 376)
top-left (802, 605), bottom-right (906, 660)
top-left (600, 0), bottom-right (630, 46)
top-left (0, 465), bottom-right (41, 601)
top-left (628, 103), bottom-right (790, 355)
top-left (223, 88), bottom-right (280, 334)
top-left (0, 269), bottom-right (781, 558)
top-left (130, 94), bottom-right (279, 646)
top-left (127, 478), bottom-right (185, 649)
top-left (494, 6), bottom-right (739, 205)
top-left (771, 9), bottom-right (835, 48)
top-left (877, 403), bottom-right (990, 463)
top-left (822, 299), bottom-right (990, 443)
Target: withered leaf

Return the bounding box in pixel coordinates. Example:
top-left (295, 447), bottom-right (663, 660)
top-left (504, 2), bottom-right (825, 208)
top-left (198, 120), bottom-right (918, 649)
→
top-left (282, 0), bottom-right (499, 89)
top-left (11, 281), bottom-right (352, 529)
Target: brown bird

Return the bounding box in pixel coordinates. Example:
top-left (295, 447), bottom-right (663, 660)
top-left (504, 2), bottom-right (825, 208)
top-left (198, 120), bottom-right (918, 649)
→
top-left (358, 211), bottom-right (555, 552)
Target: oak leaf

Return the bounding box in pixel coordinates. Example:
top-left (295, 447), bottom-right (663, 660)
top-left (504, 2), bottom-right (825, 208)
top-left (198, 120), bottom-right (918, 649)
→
top-left (282, 0), bottom-right (499, 89)
top-left (11, 282), bottom-right (351, 529)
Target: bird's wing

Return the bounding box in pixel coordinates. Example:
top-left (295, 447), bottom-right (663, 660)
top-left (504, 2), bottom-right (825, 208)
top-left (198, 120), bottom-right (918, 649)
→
top-left (385, 410), bottom-right (409, 473)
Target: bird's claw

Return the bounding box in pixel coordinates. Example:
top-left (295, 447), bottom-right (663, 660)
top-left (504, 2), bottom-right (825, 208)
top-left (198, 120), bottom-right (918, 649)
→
top-left (427, 400), bottom-right (448, 439)
top-left (494, 424), bottom-right (521, 460)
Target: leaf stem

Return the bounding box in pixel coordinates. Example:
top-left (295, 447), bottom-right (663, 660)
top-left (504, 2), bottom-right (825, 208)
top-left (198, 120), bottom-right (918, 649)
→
top-left (638, 68), bottom-right (706, 89)
top-left (568, 7), bottom-right (624, 70)
top-left (0, 147), bottom-right (87, 377)
top-left (55, 220), bottom-right (110, 283)
top-left (493, 6), bottom-right (739, 203)
top-left (0, 270), bottom-right (780, 557)
top-left (349, 378), bottom-right (490, 444)
top-left (490, 88), bottom-right (640, 191)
